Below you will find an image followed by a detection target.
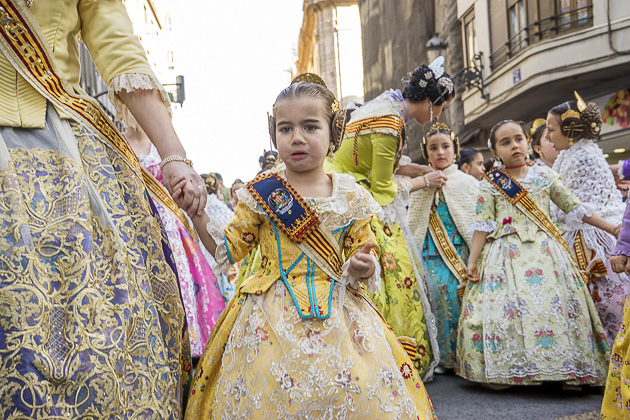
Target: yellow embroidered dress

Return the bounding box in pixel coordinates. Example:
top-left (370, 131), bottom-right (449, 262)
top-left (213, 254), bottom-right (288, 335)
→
top-left (325, 90), bottom-right (439, 379)
top-left (0, 2), bottom-right (187, 418)
top-left (185, 169), bottom-right (437, 420)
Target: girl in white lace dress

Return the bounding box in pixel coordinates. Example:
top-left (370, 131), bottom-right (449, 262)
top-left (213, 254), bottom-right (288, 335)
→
top-left (547, 92), bottom-right (627, 346)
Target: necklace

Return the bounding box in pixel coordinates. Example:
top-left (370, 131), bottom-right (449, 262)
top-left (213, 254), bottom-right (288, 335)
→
top-left (504, 162), bottom-right (527, 169)
top-left (26, 0), bottom-right (33, 7)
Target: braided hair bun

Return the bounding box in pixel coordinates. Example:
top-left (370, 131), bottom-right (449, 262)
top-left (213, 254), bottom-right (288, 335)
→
top-left (402, 64), bottom-right (454, 106)
top-left (549, 93), bottom-right (603, 141)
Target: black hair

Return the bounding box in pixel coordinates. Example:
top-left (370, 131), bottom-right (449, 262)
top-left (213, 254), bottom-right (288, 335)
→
top-left (529, 124), bottom-right (547, 159)
top-left (457, 147), bottom-right (482, 168)
top-left (548, 100), bottom-right (602, 141)
top-left (402, 64), bottom-right (455, 106)
top-left (488, 120), bottom-right (527, 150)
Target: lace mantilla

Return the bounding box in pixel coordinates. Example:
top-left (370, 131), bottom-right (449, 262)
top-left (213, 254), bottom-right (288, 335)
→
top-left (108, 73), bottom-right (172, 130)
top-left (552, 139), bottom-right (625, 227)
top-left (237, 168), bottom-right (381, 231)
top-left (343, 91), bottom-right (404, 138)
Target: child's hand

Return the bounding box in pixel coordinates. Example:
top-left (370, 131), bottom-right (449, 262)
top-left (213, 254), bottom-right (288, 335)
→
top-left (610, 255), bottom-right (630, 276)
top-left (348, 243), bottom-right (375, 279)
top-left (467, 261), bottom-right (480, 283)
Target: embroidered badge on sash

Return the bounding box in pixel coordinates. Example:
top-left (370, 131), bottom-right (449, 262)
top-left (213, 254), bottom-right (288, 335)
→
top-left (247, 172), bottom-right (320, 243)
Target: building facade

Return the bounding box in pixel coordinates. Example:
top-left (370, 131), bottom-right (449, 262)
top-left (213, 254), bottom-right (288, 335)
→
top-left (457, 0), bottom-right (630, 162)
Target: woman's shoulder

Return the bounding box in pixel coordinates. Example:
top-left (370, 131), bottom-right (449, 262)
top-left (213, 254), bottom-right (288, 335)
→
top-left (347, 92), bottom-right (400, 124)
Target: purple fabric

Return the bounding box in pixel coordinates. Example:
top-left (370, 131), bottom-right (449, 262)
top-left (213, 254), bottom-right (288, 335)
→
top-left (623, 159), bottom-right (630, 180)
top-left (612, 200), bottom-right (630, 257)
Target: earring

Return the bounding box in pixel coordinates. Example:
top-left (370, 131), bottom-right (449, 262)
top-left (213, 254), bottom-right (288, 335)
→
top-left (327, 144), bottom-right (335, 162)
top-left (492, 156), bottom-right (503, 168)
top-left (527, 143), bottom-right (533, 158)
top-left (429, 102), bottom-right (434, 123)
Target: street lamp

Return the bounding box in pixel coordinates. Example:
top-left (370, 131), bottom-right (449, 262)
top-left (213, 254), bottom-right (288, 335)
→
top-left (426, 33), bottom-right (447, 63)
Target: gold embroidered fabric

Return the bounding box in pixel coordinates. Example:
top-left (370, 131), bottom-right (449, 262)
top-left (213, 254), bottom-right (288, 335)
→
top-left (0, 120), bottom-right (187, 418)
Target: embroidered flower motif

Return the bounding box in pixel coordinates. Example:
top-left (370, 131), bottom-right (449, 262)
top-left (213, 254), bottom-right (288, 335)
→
top-left (242, 232), bottom-right (256, 244)
top-left (404, 277), bottom-right (413, 289)
top-left (255, 326), bottom-right (269, 342)
top-left (417, 344), bottom-right (427, 358)
top-left (383, 252), bottom-right (397, 271)
top-left (400, 362), bottom-right (413, 379)
top-left (260, 256), bottom-right (269, 269)
top-left (383, 225), bottom-right (393, 237)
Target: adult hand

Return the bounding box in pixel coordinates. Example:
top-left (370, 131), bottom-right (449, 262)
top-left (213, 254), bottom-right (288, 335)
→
top-left (424, 170), bottom-right (448, 188)
top-left (611, 224), bottom-right (622, 239)
top-left (162, 162), bottom-right (207, 217)
top-left (610, 255), bottom-right (630, 276)
top-left (466, 261), bottom-right (479, 282)
top-left (348, 242), bottom-right (376, 279)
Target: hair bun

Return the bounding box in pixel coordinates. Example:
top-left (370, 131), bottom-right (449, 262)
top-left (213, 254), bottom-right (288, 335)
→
top-left (580, 102), bottom-right (603, 139)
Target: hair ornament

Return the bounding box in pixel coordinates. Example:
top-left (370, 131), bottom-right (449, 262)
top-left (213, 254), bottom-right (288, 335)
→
top-left (331, 99), bottom-right (340, 113)
top-left (421, 121), bottom-right (460, 159)
top-left (291, 73), bottom-right (327, 88)
top-left (418, 79), bottom-right (428, 88)
top-left (529, 118), bottom-right (546, 137)
top-left (428, 56), bottom-right (445, 78)
top-left (438, 77), bottom-right (454, 94)
top-left (574, 90), bottom-right (587, 113)
top-left (424, 71), bottom-right (433, 80)
top-left (561, 110), bottom-right (580, 121)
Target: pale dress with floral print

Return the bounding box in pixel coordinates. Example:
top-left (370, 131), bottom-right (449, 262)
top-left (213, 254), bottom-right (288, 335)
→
top-left (456, 165), bottom-right (609, 385)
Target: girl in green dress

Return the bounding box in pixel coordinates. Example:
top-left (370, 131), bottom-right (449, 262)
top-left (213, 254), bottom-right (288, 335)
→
top-left (325, 57), bottom-right (455, 379)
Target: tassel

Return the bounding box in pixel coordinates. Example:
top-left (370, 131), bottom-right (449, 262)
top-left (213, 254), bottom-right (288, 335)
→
top-left (352, 136), bottom-right (359, 166)
top-left (591, 280), bottom-right (602, 303)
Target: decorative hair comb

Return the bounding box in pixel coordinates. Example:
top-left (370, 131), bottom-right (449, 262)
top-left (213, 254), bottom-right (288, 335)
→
top-left (529, 118), bottom-right (546, 137)
top-left (291, 73), bottom-right (327, 87)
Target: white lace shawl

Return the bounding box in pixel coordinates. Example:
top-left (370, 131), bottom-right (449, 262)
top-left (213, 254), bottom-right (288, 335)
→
top-left (342, 90), bottom-right (405, 139)
top-left (551, 139), bottom-right (625, 262)
top-left (208, 168), bottom-right (383, 292)
top-left (108, 73), bottom-right (172, 130)
top-left (408, 165), bottom-right (479, 249)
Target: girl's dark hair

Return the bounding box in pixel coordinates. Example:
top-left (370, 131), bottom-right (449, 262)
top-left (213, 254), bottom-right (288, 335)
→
top-left (269, 82), bottom-right (348, 154)
top-left (457, 147), bottom-right (481, 168)
top-left (488, 120), bottom-right (527, 150)
top-left (548, 100), bottom-right (602, 141)
top-left (231, 179), bottom-right (243, 187)
top-left (402, 64), bottom-right (455, 106)
top-left (529, 124), bottom-right (547, 159)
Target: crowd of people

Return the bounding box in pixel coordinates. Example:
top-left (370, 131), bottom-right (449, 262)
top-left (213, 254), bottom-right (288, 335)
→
top-left (2, 2), bottom-right (630, 419)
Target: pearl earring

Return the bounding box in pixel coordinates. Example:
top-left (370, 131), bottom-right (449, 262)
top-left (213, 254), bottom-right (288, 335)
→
top-left (429, 102), bottom-right (434, 123)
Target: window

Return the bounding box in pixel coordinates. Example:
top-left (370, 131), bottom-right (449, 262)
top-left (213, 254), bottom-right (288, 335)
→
top-left (508, 0), bottom-right (527, 56)
top-left (558, 0), bottom-right (591, 30)
top-left (462, 11), bottom-right (477, 69)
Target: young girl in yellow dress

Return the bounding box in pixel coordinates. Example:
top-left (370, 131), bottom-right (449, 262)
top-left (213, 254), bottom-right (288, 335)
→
top-left (458, 120), bottom-right (613, 388)
top-left (174, 75), bottom-right (437, 419)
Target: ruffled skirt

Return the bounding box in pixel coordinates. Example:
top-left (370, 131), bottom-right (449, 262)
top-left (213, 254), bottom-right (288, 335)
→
top-left (185, 281), bottom-right (437, 420)
top-left (456, 231), bottom-right (609, 385)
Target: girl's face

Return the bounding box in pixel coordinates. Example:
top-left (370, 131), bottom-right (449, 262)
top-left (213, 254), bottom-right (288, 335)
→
top-left (536, 128), bottom-right (559, 166)
top-left (546, 113), bottom-right (571, 151)
top-left (426, 132), bottom-right (455, 170)
top-left (464, 152), bottom-right (485, 180)
top-left (492, 122), bottom-right (528, 167)
top-left (275, 97), bottom-right (331, 176)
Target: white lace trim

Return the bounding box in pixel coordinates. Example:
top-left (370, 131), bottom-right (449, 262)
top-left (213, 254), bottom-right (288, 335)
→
top-left (343, 91), bottom-right (402, 138)
top-left (378, 175), bottom-right (411, 226)
top-left (206, 218), bottom-right (230, 274)
top-left (398, 155), bottom-right (412, 167)
top-left (237, 168), bottom-right (381, 230)
top-left (551, 139), bottom-right (625, 227)
top-left (468, 221), bottom-right (497, 234)
top-left (108, 73), bottom-right (172, 130)
top-left (339, 254), bottom-right (382, 294)
top-left (563, 203), bottom-right (596, 230)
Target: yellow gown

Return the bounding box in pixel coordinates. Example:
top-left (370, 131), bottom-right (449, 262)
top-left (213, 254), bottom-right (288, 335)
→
top-left (185, 168), bottom-right (437, 420)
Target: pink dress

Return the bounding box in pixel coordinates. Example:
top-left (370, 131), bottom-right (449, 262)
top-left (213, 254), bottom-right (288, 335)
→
top-left (140, 145), bottom-right (225, 357)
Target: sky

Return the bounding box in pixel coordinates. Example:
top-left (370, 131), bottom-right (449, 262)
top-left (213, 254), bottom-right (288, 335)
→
top-left (163, 1), bottom-right (362, 186)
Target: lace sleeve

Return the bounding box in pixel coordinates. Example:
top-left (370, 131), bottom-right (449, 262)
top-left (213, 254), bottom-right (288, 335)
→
top-left (467, 221), bottom-right (498, 235)
top-left (205, 217), bottom-right (231, 274)
top-left (108, 73), bottom-right (172, 130)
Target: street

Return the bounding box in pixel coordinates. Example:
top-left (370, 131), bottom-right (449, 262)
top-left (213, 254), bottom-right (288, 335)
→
top-left (425, 372), bottom-right (602, 420)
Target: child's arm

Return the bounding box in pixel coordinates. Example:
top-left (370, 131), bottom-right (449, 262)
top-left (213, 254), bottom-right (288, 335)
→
top-left (610, 201), bottom-right (630, 275)
top-left (191, 212), bottom-right (217, 257)
top-left (347, 242), bottom-right (375, 279)
top-left (467, 231), bottom-right (488, 282)
top-left (582, 214), bottom-right (621, 238)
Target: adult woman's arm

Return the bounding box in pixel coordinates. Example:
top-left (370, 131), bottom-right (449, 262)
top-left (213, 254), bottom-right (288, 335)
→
top-left (118, 89), bottom-right (206, 216)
